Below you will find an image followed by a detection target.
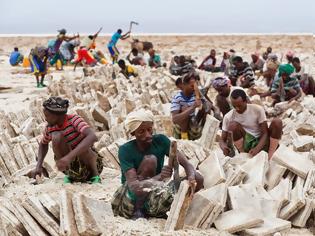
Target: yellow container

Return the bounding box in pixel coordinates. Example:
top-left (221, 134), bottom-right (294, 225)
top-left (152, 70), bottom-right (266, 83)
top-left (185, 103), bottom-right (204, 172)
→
top-left (56, 59), bottom-right (62, 70)
top-left (22, 57), bottom-right (30, 67)
top-left (100, 58), bottom-right (107, 64)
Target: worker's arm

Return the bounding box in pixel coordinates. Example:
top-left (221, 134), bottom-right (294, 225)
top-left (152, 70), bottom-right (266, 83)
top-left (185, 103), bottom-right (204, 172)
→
top-left (33, 142), bottom-right (49, 177)
top-left (248, 121), bottom-right (268, 156)
top-left (178, 151), bottom-right (195, 181)
top-left (171, 101), bottom-right (200, 124)
top-left (198, 55), bottom-right (210, 69)
top-left (288, 87), bottom-right (301, 102)
top-left (56, 128), bottom-right (97, 171)
top-left (219, 130), bottom-right (230, 156)
top-left (64, 34), bottom-right (79, 42)
top-left (121, 31), bottom-right (131, 40)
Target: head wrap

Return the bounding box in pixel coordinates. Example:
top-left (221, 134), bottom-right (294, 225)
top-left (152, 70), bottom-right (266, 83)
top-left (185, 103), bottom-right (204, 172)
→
top-left (252, 51), bottom-right (260, 57)
top-left (266, 60), bottom-right (279, 71)
top-left (212, 77), bottom-right (230, 90)
top-left (43, 96), bottom-right (69, 114)
top-left (125, 109), bottom-right (154, 134)
top-left (267, 53), bottom-right (278, 61)
top-left (278, 64), bottom-right (294, 76)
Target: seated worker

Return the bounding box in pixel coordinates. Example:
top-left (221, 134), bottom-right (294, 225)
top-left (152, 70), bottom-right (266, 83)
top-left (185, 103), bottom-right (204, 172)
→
top-left (292, 57), bottom-right (315, 96)
top-left (259, 60), bottom-right (280, 98)
top-left (118, 59), bottom-right (138, 79)
top-left (170, 55), bottom-right (194, 76)
top-left (29, 46), bottom-right (49, 88)
top-left (111, 109), bottom-right (204, 219)
top-left (198, 49), bottom-right (221, 72)
top-left (212, 77), bottom-right (249, 117)
top-left (171, 73), bottom-right (212, 140)
top-left (270, 64), bottom-right (301, 104)
top-left (9, 47), bottom-right (24, 66)
top-left (33, 97), bottom-right (103, 183)
top-left (148, 49), bottom-right (162, 68)
top-left (262, 47), bottom-right (272, 60)
top-left (219, 89), bottom-right (282, 160)
top-left (250, 52), bottom-right (265, 73)
top-left (220, 52), bottom-right (230, 74)
top-left (229, 56), bottom-right (255, 88)
top-left (127, 48), bottom-right (146, 66)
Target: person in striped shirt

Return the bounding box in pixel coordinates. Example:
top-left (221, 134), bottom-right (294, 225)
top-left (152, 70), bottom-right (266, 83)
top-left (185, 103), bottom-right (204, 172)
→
top-left (33, 97), bottom-right (103, 183)
top-left (230, 56), bottom-right (255, 88)
top-left (270, 64), bottom-right (301, 104)
top-left (171, 73), bottom-right (211, 140)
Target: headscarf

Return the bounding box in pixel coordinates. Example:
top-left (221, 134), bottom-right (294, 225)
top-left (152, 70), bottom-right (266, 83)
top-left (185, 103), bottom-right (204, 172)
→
top-left (125, 109), bottom-right (154, 134)
top-left (252, 51), bottom-right (260, 58)
top-left (267, 53), bottom-right (278, 61)
top-left (266, 60), bottom-right (279, 71)
top-left (43, 96), bottom-right (69, 114)
top-left (278, 64), bottom-right (294, 76)
top-left (212, 77), bottom-right (230, 89)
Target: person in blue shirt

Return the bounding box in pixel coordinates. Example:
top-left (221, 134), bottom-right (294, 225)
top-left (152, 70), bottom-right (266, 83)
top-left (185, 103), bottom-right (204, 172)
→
top-left (9, 47), bottom-right (24, 66)
top-left (107, 29), bottom-right (130, 64)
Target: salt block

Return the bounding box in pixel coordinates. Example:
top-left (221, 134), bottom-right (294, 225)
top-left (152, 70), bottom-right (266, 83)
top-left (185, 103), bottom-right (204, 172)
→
top-left (38, 193), bottom-right (60, 220)
top-left (272, 145), bottom-right (314, 179)
top-left (303, 168), bottom-right (315, 195)
top-left (214, 209), bottom-right (263, 233)
top-left (72, 194), bottom-right (102, 236)
top-left (228, 184), bottom-right (272, 210)
top-left (59, 190), bottom-right (79, 236)
top-left (225, 165), bottom-right (247, 186)
top-left (165, 180), bottom-right (192, 231)
top-left (198, 114), bottom-right (220, 150)
top-left (243, 217), bottom-right (291, 236)
top-left (291, 198), bottom-right (314, 227)
top-left (91, 104), bottom-right (109, 128)
top-left (268, 178), bottom-right (291, 209)
top-left (292, 135), bottom-right (314, 152)
top-left (0, 203), bottom-right (27, 235)
top-left (98, 147), bottom-right (120, 169)
top-left (23, 196), bottom-right (59, 236)
top-left (184, 193), bottom-right (217, 228)
top-left (279, 177), bottom-right (305, 220)
top-left (199, 183), bottom-right (228, 206)
top-left (296, 123), bottom-right (315, 136)
top-left (199, 154), bottom-right (226, 189)
top-left (199, 204), bottom-right (223, 229)
top-left (241, 151), bottom-right (268, 186)
top-left (6, 200), bottom-right (47, 236)
top-left (265, 161), bottom-right (286, 191)
top-left (226, 152), bottom-right (251, 166)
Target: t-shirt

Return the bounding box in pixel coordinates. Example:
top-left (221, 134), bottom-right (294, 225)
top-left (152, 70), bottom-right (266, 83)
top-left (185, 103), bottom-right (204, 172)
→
top-left (203, 56), bottom-right (216, 66)
top-left (118, 134), bottom-right (170, 184)
top-left (149, 54), bottom-right (161, 67)
top-left (171, 91), bottom-right (196, 114)
top-left (222, 104), bottom-right (266, 138)
top-left (270, 75), bottom-right (300, 93)
top-left (108, 32), bottom-right (121, 47)
top-left (9, 51), bottom-right (22, 65)
top-left (81, 37), bottom-right (93, 49)
top-left (41, 114), bottom-right (89, 149)
top-left (250, 58), bottom-right (265, 71)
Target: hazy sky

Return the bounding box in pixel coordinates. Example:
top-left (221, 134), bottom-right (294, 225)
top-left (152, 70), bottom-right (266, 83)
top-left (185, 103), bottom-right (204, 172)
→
top-left (1, 0), bottom-right (315, 34)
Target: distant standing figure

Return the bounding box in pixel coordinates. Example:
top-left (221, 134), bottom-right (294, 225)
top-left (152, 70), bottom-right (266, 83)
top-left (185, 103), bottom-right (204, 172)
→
top-left (107, 29), bottom-right (131, 64)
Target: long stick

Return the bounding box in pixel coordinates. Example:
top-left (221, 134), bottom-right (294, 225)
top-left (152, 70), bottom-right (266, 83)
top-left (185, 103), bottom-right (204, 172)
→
top-left (168, 139), bottom-right (180, 192)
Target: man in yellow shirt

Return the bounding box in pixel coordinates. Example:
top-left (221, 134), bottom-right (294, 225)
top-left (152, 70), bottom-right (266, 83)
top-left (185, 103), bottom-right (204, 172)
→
top-left (118, 59), bottom-right (138, 79)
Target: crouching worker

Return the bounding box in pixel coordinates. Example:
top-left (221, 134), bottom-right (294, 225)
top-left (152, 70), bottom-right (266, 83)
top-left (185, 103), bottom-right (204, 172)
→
top-left (33, 97), bottom-right (103, 183)
top-left (219, 89), bottom-right (283, 160)
top-left (171, 73), bottom-right (212, 140)
top-left (111, 109), bottom-right (203, 219)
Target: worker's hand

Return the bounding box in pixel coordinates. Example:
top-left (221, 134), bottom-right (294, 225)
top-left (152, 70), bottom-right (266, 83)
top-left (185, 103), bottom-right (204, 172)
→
top-left (32, 166), bottom-right (43, 179)
top-left (56, 155), bottom-right (72, 171)
top-left (249, 146), bottom-right (260, 157)
top-left (220, 143), bottom-right (230, 156)
top-left (161, 166), bottom-right (173, 180)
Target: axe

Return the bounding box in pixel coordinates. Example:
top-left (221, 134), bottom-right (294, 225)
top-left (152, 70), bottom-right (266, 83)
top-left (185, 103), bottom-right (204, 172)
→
top-left (129, 21), bottom-right (139, 32)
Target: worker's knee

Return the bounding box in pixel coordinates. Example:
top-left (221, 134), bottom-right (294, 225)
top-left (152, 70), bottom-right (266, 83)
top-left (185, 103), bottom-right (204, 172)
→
top-left (228, 121), bottom-right (242, 133)
top-left (270, 118), bottom-right (283, 130)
